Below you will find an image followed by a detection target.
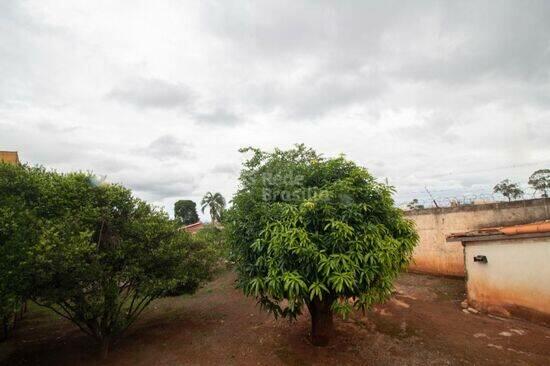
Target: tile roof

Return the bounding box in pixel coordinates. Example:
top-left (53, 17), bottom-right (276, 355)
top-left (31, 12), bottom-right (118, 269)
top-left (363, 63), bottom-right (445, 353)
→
top-left (447, 220), bottom-right (550, 241)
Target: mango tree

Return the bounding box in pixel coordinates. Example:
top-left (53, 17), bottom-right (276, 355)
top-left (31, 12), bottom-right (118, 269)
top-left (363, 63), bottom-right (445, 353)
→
top-left (226, 145), bottom-right (418, 345)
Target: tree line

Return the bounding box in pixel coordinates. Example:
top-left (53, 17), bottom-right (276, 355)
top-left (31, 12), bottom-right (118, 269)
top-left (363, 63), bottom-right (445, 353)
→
top-left (407, 169), bottom-right (550, 209)
top-left (493, 169), bottom-right (549, 201)
top-left (174, 192), bottom-right (226, 225)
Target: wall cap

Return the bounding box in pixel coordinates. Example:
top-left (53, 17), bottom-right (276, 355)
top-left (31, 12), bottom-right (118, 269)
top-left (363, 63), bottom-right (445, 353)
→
top-left (404, 198), bottom-right (550, 217)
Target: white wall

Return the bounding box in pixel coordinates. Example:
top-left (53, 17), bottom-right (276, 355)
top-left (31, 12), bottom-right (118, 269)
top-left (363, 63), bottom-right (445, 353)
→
top-left (465, 236), bottom-right (550, 324)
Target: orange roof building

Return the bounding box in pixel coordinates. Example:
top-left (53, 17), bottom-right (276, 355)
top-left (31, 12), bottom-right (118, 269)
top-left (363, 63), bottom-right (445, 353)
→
top-left (183, 222), bottom-right (204, 234)
top-left (0, 151), bottom-right (20, 165)
top-left (447, 220), bottom-right (550, 242)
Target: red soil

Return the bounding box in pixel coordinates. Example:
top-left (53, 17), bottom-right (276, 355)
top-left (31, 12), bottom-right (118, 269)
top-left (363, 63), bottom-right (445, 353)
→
top-left (1, 271), bottom-right (549, 365)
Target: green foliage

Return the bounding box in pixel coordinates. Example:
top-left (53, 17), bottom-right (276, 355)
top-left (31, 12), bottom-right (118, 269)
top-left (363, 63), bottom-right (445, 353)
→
top-left (201, 192), bottom-right (226, 223)
top-left (0, 163), bottom-right (214, 353)
top-left (0, 163), bottom-right (45, 337)
top-left (225, 145), bottom-right (418, 321)
top-left (192, 224), bottom-right (229, 261)
top-left (528, 169), bottom-right (550, 198)
top-left (174, 200), bottom-right (199, 225)
top-left (493, 179), bottom-right (524, 201)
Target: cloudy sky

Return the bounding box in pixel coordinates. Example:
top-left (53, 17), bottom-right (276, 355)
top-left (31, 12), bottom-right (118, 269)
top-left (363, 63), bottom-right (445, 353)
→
top-left (1, 0), bottom-right (549, 218)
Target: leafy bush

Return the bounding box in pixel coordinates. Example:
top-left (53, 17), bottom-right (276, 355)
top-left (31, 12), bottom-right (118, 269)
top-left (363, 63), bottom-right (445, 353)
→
top-left (192, 224), bottom-right (231, 269)
top-left (225, 145), bottom-right (418, 345)
top-left (0, 164), bottom-right (215, 357)
top-left (0, 163), bottom-right (45, 338)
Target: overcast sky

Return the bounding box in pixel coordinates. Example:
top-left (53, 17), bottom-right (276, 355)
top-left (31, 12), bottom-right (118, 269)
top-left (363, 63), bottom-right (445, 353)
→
top-left (1, 0), bottom-right (549, 218)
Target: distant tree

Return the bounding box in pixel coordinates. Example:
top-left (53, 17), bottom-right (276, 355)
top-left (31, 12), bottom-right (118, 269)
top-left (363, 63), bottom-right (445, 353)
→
top-left (174, 199), bottom-right (199, 225)
top-left (528, 169), bottom-right (550, 198)
top-left (493, 179), bottom-right (524, 202)
top-left (201, 192), bottom-right (226, 223)
top-left (226, 145), bottom-right (418, 346)
top-left (406, 198), bottom-right (424, 210)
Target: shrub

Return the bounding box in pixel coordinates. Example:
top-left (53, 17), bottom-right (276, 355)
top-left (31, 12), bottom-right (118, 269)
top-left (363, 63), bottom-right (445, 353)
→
top-left (0, 164), bottom-right (215, 357)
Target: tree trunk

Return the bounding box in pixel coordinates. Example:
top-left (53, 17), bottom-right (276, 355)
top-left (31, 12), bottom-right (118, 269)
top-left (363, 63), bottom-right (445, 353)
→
top-left (2, 316), bottom-right (9, 340)
top-left (12, 312), bottom-right (17, 330)
top-left (98, 338), bottom-right (111, 360)
top-left (308, 297), bottom-right (334, 346)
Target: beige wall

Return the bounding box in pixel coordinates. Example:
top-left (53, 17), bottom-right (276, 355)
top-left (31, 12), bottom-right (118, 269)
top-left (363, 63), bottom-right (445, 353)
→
top-left (464, 236), bottom-right (550, 325)
top-left (405, 198), bottom-right (550, 277)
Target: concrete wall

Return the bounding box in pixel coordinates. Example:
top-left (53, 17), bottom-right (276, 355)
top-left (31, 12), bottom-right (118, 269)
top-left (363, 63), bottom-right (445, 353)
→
top-left (404, 198), bottom-right (550, 277)
top-left (464, 236), bottom-right (550, 325)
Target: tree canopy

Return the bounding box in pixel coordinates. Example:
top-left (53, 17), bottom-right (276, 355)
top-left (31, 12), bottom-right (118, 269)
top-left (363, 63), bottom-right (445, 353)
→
top-left (201, 192), bottom-right (226, 223)
top-left (225, 145), bottom-right (418, 345)
top-left (528, 169), bottom-right (550, 198)
top-left (174, 199), bottom-right (200, 225)
top-left (0, 163), bottom-right (45, 337)
top-left (493, 179), bottom-right (523, 201)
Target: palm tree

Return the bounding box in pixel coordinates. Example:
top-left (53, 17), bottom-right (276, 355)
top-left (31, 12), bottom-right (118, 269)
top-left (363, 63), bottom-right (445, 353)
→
top-left (201, 192), bottom-right (226, 223)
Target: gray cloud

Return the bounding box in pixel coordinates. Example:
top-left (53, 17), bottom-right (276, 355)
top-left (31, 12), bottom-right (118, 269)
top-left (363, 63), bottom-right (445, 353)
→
top-left (36, 121), bottom-right (79, 134)
top-left (135, 135), bottom-right (194, 161)
top-left (211, 162), bottom-right (240, 175)
top-left (249, 70), bottom-right (386, 119)
top-left (193, 107), bottom-right (240, 125)
top-left (396, 1), bottom-right (550, 85)
top-left (394, 112), bottom-right (460, 144)
top-left (200, 0), bottom-right (550, 120)
top-left (108, 78), bottom-right (194, 110)
top-left (2, 0), bottom-right (550, 216)
top-left (107, 77), bottom-right (242, 126)
top-left (122, 173), bottom-right (197, 200)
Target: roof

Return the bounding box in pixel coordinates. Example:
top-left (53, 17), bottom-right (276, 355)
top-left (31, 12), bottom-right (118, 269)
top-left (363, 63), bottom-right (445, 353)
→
top-left (0, 151), bottom-right (20, 165)
top-left (184, 222), bottom-right (203, 229)
top-left (182, 221), bottom-right (204, 233)
top-left (447, 220), bottom-right (550, 243)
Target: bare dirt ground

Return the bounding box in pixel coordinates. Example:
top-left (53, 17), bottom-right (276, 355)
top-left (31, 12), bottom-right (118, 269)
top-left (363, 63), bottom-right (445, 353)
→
top-left (1, 271), bottom-right (549, 366)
